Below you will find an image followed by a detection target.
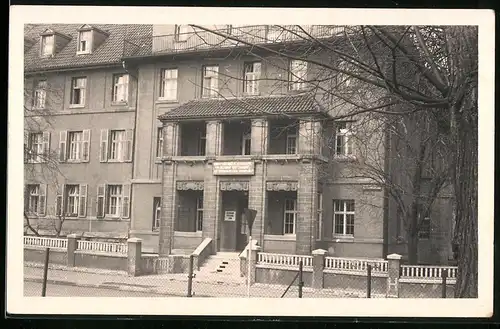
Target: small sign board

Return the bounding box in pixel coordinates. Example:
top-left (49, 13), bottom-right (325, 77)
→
top-left (224, 210), bottom-right (236, 221)
top-left (213, 161), bottom-right (254, 176)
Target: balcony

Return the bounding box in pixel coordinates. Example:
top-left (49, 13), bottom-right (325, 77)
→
top-left (123, 25), bottom-right (346, 58)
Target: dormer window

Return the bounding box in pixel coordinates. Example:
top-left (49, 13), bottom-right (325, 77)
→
top-left (77, 30), bottom-right (92, 54)
top-left (40, 35), bottom-right (54, 57)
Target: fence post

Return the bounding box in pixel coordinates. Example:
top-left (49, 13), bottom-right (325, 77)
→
top-left (41, 247), bottom-right (50, 297)
top-left (127, 238), bottom-right (142, 277)
top-left (386, 253), bottom-right (402, 298)
top-left (66, 234), bottom-right (79, 267)
top-left (367, 264), bottom-right (372, 298)
top-left (187, 254), bottom-right (195, 297)
top-left (312, 249), bottom-right (326, 289)
top-left (248, 244), bottom-right (260, 285)
top-left (441, 269), bottom-right (448, 298)
top-left (298, 260), bottom-right (304, 298)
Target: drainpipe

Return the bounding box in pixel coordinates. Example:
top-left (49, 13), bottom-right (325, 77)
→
top-left (382, 121), bottom-right (391, 258)
top-left (122, 60), bottom-right (140, 238)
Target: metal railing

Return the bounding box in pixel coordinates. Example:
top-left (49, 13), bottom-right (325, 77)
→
top-left (123, 25), bottom-right (347, 58)
top-left (325, 256), bottom-right (388, 273)
top-left (258, 252), bottom-right (313, 267)
top-left (24, 236), bottom-right (67, 250)
top-left (76, 240), bottom-right (128, 254)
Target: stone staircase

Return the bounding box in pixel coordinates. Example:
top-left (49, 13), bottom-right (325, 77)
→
top-left (195, 252), bottom-right (244, 284)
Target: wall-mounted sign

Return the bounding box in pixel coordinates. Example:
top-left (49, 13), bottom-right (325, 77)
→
top-left (213, 161), bottom-right (254, 176)
top-left (224, 210), bottom-right (236, 222)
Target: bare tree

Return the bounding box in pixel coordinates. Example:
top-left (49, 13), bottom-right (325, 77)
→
top-left (187, 24), bottom-right (477, 297)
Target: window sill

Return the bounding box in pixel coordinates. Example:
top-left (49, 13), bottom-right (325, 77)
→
top-left (333, 155), bottom-right (357, 162)
top-left (263, 234), bottom-right (296, 241)
top-left (31, 106), bottom-right (47, 111)
top-left (111, 101), bottom-right (129, 107)
top-left (174, 231), bottom-right (202, 238)
top-left (66, 159), bottom-right (86, 163)
top-left (171, 156), bottom-right (206, 162)
top-left (106, 159), bottom-right (127, 163)
top-left (331, 235), bottom-right (355, 243)
top-left (156, 99), bottom-right (179, 104)
top-left (76, 51), bottom-right (91, 55)
top-left (102, 216), bottom-right (130, 221)
top-left (69, 104), bottom-right (85, 109)
top-left (243, 92), bottom-right (261, 97)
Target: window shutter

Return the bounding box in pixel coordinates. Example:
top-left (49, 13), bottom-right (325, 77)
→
top-left (96, 184), bottom-right (106, 218)
top-left (42, 132), bottom-right (50, 162)
top-left (55, 184), bottom-right (64, 217)
top-left (122, 183), bottom-right (131, 218)
top-left (124, 129), bottom-right (134, 162)
top-left (78, 184), bottom-right (88, 217)
top-left (82, 129), bottom-right (91, 162)
top-left (59, 131), bottom-right (67, 162)
top-left (24, 185), bottom-right (29, 213)
top-left (38, 184), bottom-right (47, 216)
top-left (100, 129), bottom-right (108, 162)
top-left (24, 131), bottom-right (29, 163)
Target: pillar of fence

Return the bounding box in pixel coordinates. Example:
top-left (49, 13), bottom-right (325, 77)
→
top-left (312, 249), bottom-right (326, 289)
top-left (386, 253), bottom-right (402, 298)
top-left (66, 234), bottom-right (80, 267)
top-left (127, 237), bottom-right (143, 277)
top-left (248, 244), bottom-right (261, 284)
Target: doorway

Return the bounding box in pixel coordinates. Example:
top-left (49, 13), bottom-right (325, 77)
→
top-left (220, 191), bottom-right (249, 252)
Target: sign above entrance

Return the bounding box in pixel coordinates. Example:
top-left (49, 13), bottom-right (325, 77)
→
top-left (213, 161), bottom-right (254, 176)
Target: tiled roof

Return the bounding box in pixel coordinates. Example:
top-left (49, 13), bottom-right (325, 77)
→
top-left (158, 93), bottom-right (328, 120)
top-left (24, 24), bottom-right (152, 73)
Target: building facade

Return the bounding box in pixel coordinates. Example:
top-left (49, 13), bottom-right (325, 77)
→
top-left (24, 24), bottom-right (454, 264)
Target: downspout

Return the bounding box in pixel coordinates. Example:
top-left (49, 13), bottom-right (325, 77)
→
top-left (382, 121), bottom-right (391, 258)
top-left (122, 60), bottom-right (140, 239)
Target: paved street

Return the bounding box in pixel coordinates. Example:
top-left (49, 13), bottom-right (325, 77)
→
top-left (24, 281), bottom-right (169, 297)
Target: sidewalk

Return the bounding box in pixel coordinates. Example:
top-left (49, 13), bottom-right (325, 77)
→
top-left (24, 262), bottom-right (384, 298)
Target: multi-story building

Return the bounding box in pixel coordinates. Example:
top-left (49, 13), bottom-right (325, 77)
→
top-left (24, 24), bottom-right (454, 264)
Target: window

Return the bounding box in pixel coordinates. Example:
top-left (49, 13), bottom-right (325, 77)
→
top-left (156, 127), bottom-right (164, 158)
top-left (58, 130), bottom-right (90, 163)
top-left (40, 35), bottom-right (54, 57)
top-left (284, 199), bottom-right (297, 234)
top-left (112, 74), bottom-right (129, 103)
top-left (243, 62), bottom-right (261, 95)
top-left (289, 60), bottom-right (307, 91)
top-left (55, 184), bottom-right (87, 217)
top-left (174, 25), bottom-right (189, 42)
top-left (27, 133), bottom-right (44, 162)
top-left (196, 196), bottom-right (203, 232)
top-left (334, 121), bottom-right (353, 156)
top-left (333, 199), bottom-right (355, 236)
top-left (77, 30), bottom-right (92, 54)
top-left (316, 192), bottom-right (323, 240)
top-left (99, 129), bottom-right (133, 163)
top-left (153, 197), bottom-right (161, 231)
top-left (159, 69), bottom-right (178, 101)
top-left (242, 132), bottom-right (251, 155)
top-left (25, 184), bottom-right (47, 216)
top-left (419, 216), bottom-right (431, 239)
top-left (33, 80), bottom-right (47, 109)
top-left (197, 131), bottom-right (206, 156)
top-left (96, 184), bottom-right (130, 219)
top-left (70, 77), bottom-right (87, 106)
top-left (286, 129), bottom-right (297, 155)
top-left (202, 65), bottom-right (219, 98)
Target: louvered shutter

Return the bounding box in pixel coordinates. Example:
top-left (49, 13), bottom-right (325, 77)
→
top-left (24, 131), bottom-right (29, 163)
top-left (99, 129), bottom-right (108, 162)
top-left (78, 184), bottom-right (88, 217)
top-left (55, 184), bottom-right (64, 217)
top-left (42, 132), bottom-right (50, 163)
top-left (96, 184), bottom-right (106, 218)
top-left (82, 129), bottom-right (91, 162)
top-left (122, 183), bottom-right (131, 218)
top-left (124, 129), bottom-right (134, 162)
top-left (59, 131), bottom-right (67, 162)
top-left (38, 184), bottom-right (47, 216)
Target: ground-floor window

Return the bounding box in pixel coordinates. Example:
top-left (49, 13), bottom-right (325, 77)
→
top-left (333, 199), bottom-right (355, 236)
top-left (152, 197), bottom-right (161, 231)
top-left (196, 196), bottom-right (203, 232)
top-left (284, 198), bottom-right (297, 235)
top-left (96, 184), bottom-right (131, 219)
top-left (26, 184), bottom-right (46, 216)
top-left (418, 216), bottom-right (431, 239)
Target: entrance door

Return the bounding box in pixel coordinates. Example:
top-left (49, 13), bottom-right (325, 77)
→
top-left (220, 191), bottom-right (248, 252)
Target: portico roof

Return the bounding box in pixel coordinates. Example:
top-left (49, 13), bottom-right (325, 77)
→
top-left (158, 93), bottom-right (329, 121)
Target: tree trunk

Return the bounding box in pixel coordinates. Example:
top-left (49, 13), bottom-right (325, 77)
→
top-left (407, 211), bottom-right (419, 264)
top-left (453, 106), bottom-right (478, 298)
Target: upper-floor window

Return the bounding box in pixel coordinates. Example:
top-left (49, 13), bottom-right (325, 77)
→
top-left (159, 68), bottom-right (178, 101)
top-left (77, 30), bottom-right (92, 54)
top-left (99, 129), bottom-right (133, 163)
top-left (174, 25), bottom-right (190, 42)
top-left (112, 74), bottom-right (129, 103)
top-left (25, 132), bottom-right (50, 163)
top-left (40, 35), bottom-right (54, 57)
top-left (419, 216), bottom-right (431, 239)
top-left (286, 129), bottom-right (297, 155)
top-left (289, 60), bottom-right (308, 91)
top-left (25, 184), bottom-right (46, 216)
top-left (202, 65), bottom-right (219, 98)
top-left (156, 127), bottom-right (164, 159)
top-left (333, 199), bottom-right (355, 236)
top-left (284, 199), bottom-right (297, 234)
top-left (33, 80), bottom-right (47, 109)
top-left (334, 121), bottom-right (353, 156)
top-left (70, 77), bottom-right (87, 106)
top-left (243, 62), bottom-right (261, 95)
top-left (58, 130), bottom-right (90, 163)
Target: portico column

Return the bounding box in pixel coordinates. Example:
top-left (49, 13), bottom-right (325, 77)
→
top-left (206, 120), bottom-right (224, 156)
top-left (250, 118), bottom-right (268, 155)
top-left (162, 121), bottom-right (180, 156)
top-left (296, 159), bottom-right (319, 255)
top-left (158, 161), bottom-right (177, 256)
top-left (298, 118), bottom-right (322, 155)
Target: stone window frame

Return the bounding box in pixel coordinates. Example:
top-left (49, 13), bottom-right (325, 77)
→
top-left (283, 198), bottom-right (297, 235)
top-left (333, 199), bottom-right (355, 237)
